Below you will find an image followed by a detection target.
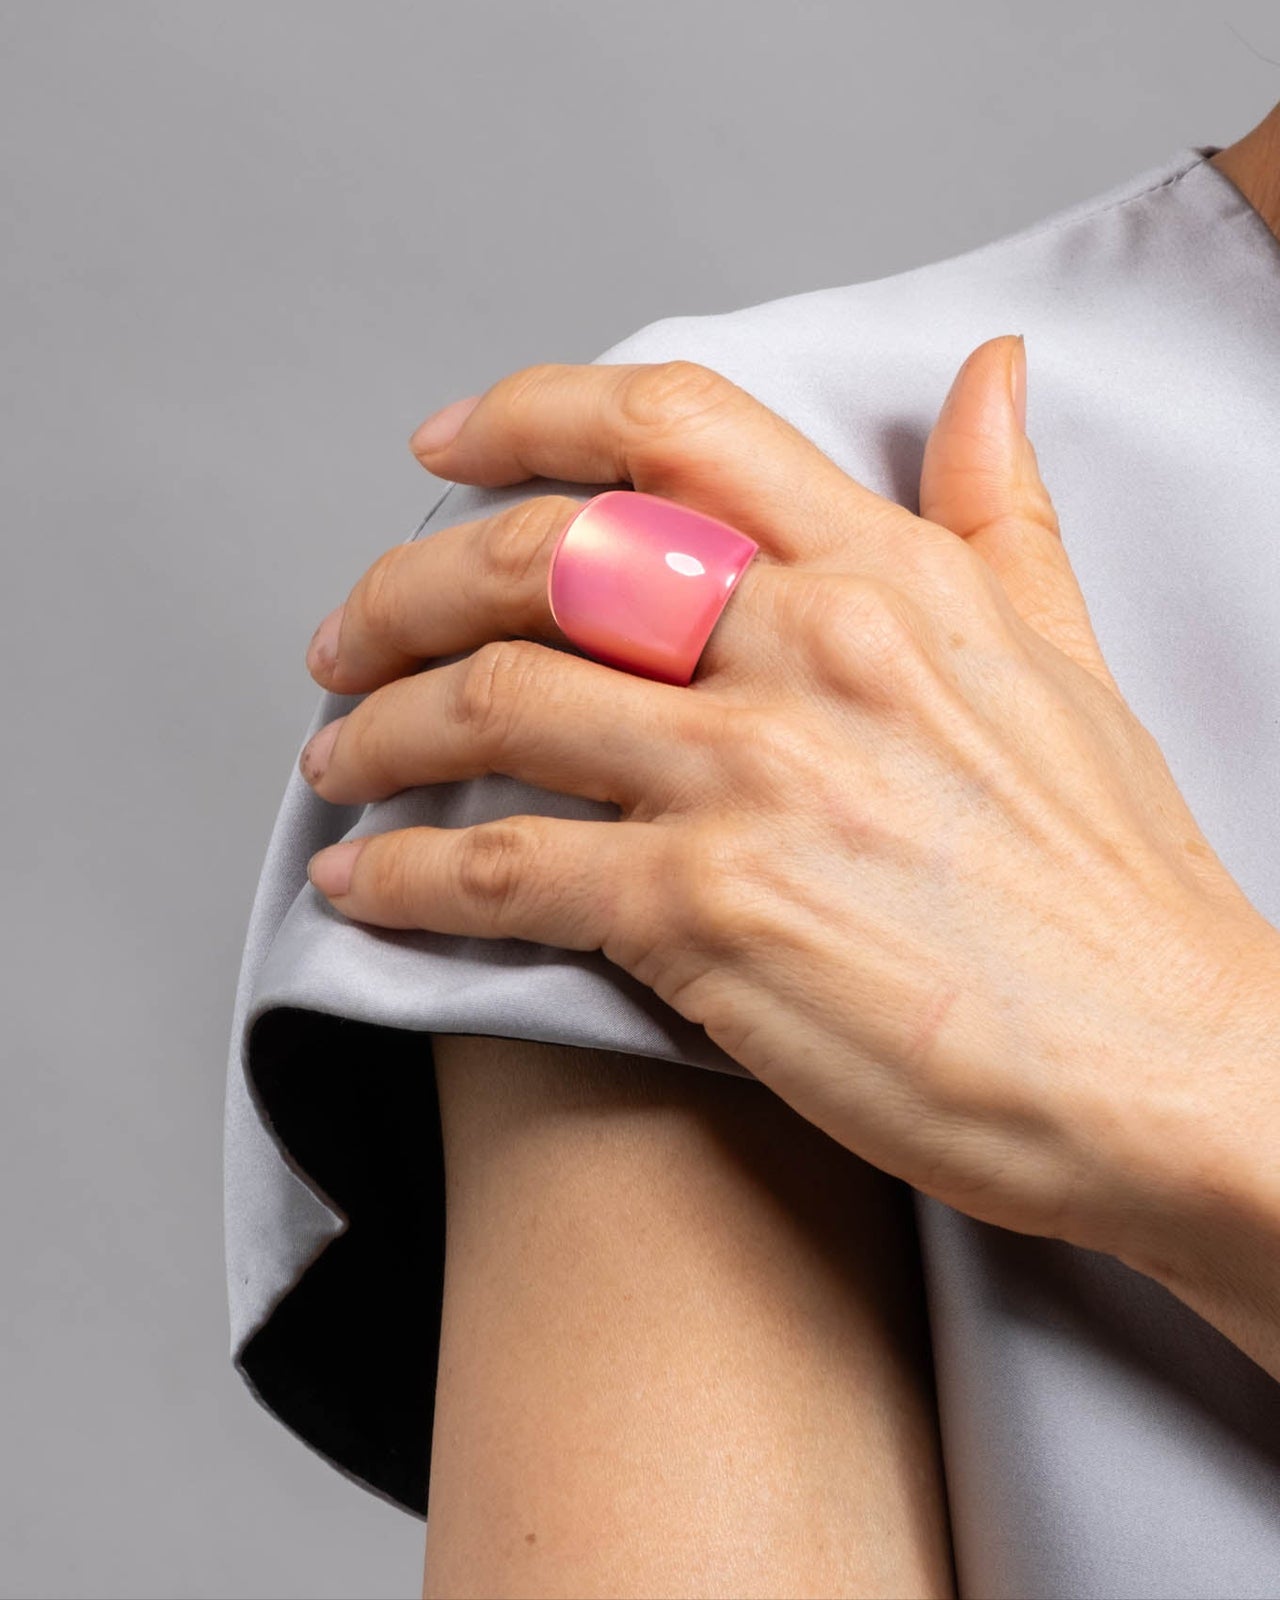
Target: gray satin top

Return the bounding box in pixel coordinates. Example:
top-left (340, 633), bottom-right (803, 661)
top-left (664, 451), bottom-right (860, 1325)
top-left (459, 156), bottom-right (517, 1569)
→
top-left (224, 143), bottom-right (1280, 1598)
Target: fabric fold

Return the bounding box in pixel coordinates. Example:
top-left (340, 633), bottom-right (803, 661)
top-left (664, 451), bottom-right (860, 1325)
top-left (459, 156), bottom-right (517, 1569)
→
top-left (225, 144), bottom-right (1280, 1596)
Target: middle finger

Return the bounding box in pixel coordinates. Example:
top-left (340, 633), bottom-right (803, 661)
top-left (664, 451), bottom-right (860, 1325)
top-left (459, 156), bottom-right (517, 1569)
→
top-left (310, 492), bottom-right (784, 695)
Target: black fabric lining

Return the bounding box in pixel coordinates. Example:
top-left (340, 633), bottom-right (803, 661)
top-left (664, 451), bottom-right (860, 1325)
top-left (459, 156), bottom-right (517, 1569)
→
top-left (238, 1008), bottom-right (445, 1517)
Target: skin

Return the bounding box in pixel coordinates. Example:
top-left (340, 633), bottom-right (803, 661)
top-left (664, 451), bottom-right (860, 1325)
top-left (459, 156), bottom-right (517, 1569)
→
top-left (422, 1034), bottom-right (956, 1598)
top-left (298, 103), bottom-right (1280, 1591)
top-left (299, 331), bottom-right (1280, 1350)
top-left (1209, 98), bottom-right (1280, 246)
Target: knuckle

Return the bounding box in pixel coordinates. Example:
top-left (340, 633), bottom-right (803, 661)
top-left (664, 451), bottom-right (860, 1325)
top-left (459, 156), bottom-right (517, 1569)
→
top-left (321, 701), bottom-right (365, 789)
top-left (358, 545), bottom-right (412, 642)
top-left (838, 575), bottom-right (919, 651)
top-left (800, 574), bottom-right (926, 698)
top-left (482, 495), bottom-right (570, 590)
top-left (373, 837), bottom-right (421, 922)
top-left (343, 684), bottom-right (406, 792)
top-left (495, 362), bottom-right (560, 417)
top-left (454, 818), bottom-right (537, 917)
top-left (619, 359), bottom-right (735, 434)
top-left (450, 638), bottom-right (542, 747)
top-left (846, 590), bottom-right (925, 691)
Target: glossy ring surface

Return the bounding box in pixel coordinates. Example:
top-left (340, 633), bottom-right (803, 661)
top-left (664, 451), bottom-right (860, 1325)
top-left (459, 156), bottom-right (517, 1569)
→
top-left (546, 489), bottom-right (760, 686)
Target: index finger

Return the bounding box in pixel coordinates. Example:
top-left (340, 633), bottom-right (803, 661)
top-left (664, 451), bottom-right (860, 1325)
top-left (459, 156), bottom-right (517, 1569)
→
top-left (410, 360), bottom-right (919, 567)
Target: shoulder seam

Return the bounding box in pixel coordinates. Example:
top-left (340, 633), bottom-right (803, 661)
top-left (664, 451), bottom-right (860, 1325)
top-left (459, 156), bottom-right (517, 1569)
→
top-left (942, 152), bottom-right (1207, 273)
top-left (1003, 155), bottom-right (1206, 251)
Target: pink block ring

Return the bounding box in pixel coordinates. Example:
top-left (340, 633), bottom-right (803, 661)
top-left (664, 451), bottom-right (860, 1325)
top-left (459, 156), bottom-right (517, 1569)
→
top-left (546, 489), bottom-right (760, 686)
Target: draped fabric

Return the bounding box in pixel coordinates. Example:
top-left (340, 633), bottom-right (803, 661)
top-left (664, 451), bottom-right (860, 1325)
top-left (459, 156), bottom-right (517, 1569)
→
top-left (224, 144), bottom-right (1280, 1597)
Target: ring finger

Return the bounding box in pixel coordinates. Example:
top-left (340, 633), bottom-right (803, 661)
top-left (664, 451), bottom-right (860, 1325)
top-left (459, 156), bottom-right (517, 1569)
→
top-left (300, 634), bottom-right (725, 816)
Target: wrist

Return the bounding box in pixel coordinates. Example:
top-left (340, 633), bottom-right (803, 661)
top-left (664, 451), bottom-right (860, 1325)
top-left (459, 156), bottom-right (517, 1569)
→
top-left (1122, 1147), bottom-right (1280, 1381)
top-left (1104, 920), bottom-right (1280, 1377)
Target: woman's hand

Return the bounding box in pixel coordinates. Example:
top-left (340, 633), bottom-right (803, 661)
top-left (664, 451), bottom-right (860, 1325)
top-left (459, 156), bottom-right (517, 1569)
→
top-left (298, 338), bottom-right (1280, 1362)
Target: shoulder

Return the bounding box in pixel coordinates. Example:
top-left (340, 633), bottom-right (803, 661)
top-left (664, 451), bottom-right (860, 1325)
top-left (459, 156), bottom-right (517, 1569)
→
top-left (581, 146), bottom-right (1215, 504)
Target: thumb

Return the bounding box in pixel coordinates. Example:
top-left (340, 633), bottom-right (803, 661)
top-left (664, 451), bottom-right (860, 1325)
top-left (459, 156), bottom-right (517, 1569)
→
top-left (920, 334), bottom-right (1117, 692)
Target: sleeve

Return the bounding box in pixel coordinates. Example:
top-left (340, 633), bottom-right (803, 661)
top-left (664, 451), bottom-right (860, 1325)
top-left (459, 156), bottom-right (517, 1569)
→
top-left (222, 320), bottom-right (754, 1520)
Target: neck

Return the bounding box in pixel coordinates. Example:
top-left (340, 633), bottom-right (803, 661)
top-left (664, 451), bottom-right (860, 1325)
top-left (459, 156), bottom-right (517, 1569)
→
top-left (1209, 101), bottom-right (1280, 247)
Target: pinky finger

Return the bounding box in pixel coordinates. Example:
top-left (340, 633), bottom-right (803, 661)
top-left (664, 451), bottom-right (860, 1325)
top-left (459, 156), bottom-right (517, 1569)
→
top-left (307, 813), bottom-right (665, 957)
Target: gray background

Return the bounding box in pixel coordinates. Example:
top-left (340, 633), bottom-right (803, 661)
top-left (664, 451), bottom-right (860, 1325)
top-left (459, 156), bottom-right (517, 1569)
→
top-left (2, 2), bottom-right (1277, 1595)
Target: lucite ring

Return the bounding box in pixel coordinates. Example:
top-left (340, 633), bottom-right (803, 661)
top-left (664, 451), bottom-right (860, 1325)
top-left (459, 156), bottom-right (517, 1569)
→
top-left (546, 489), bottom-right (760, 686)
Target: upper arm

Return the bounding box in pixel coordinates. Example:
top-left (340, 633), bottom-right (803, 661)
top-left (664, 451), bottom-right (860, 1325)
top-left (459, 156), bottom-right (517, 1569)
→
top-left (422, 1032), bottom-right (955, 1600)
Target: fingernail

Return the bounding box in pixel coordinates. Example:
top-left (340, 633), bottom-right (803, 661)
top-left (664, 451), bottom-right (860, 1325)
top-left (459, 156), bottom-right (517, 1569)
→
top-left (308, 838), bottom-right (365, 898)
top-left (299, 715), bottom-right (345, 784)
top-left (1009, 334), bottom-right (1027, 433)
top-left (307, 605), bottom-right (344, 678)
top-left (411, 394), bottom-right (481, 455)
